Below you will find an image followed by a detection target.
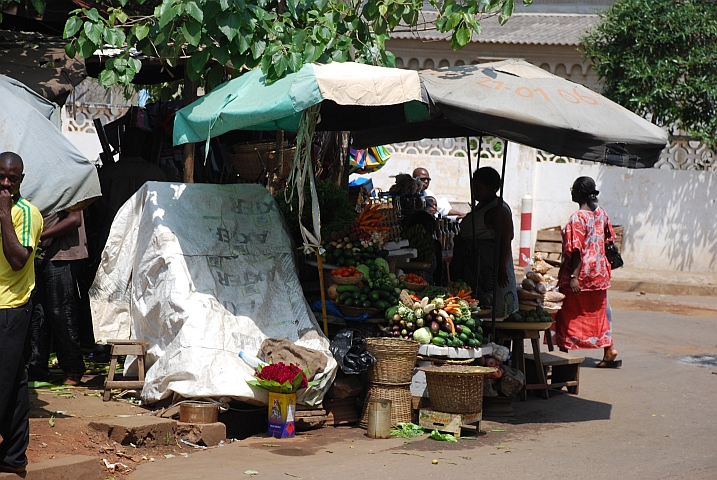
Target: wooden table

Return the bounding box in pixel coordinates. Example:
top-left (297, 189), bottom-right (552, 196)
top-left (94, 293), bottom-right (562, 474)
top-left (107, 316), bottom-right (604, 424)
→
top-left (483, 321), bottom-right (553, 401)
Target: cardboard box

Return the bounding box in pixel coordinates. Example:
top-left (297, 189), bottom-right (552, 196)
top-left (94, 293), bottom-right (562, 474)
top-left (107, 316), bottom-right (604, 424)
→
top-left (268, 392), bottom-right (296, 438)
top-left (418, 408), bottom-right (482, 436)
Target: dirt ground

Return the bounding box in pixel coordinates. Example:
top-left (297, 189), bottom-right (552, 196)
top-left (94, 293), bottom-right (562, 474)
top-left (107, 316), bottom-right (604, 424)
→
top-left (22, 290), bottom-right (717, 478)
top-left (27, 376), bottom-right (198, 477)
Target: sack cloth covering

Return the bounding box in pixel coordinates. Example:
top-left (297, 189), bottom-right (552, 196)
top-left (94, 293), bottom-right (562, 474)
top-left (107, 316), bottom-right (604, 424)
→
top-left (258, 338), bottom-right (328, 381)
top-left (551, 289), bottom-right (612, 350)
top-left (90, 182), bottom-right (336, 405)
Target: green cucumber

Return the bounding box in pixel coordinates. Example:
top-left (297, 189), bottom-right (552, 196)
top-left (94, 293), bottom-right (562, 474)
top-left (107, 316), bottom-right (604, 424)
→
top-left (336, 285), bottom-right (360, 293)
top-left (431, 337), bottom-right (446, 346)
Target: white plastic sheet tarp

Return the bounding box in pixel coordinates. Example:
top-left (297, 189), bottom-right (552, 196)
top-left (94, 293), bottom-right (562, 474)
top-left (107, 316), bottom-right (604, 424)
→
top-left (90, 182), bottom-right (336, 405)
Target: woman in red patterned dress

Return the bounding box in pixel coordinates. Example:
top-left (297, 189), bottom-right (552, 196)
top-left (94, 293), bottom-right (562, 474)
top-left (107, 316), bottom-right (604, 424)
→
top-left (555, 177), bottom-right (621, 368)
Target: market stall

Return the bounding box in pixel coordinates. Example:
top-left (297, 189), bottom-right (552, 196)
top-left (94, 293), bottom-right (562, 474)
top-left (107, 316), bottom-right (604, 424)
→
top-left (168, 59), bottom-right (667, 431)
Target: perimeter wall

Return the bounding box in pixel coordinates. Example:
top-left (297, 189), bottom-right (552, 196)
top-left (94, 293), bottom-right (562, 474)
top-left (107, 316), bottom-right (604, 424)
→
top-left (359, 142), bottom-right (717, 273)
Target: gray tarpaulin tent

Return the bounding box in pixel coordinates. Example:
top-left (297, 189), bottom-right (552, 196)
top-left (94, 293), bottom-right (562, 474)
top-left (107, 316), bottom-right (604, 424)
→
top-left (352, 60), bottom-right (669, 168)
top-left (0, 76), bottom-right (101, 214)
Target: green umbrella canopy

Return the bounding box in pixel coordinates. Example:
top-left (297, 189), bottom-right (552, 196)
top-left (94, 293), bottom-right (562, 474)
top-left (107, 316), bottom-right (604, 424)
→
top-left (173, 62), bottom-right (427, 146)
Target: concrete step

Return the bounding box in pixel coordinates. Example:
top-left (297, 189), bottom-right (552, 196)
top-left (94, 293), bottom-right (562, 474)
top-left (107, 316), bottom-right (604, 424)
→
top-left (89, 416), bottom-right (176, 446)
top-left (0, 455), bottom-right (101, 480)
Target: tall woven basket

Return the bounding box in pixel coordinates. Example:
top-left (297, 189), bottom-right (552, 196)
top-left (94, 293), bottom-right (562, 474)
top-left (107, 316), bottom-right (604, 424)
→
top-left (419, 365), bottom-right (497, 414)
top-left (365, 338), bottom-right (419, 385)
top-left (359, 383), bottom-right (412, 428)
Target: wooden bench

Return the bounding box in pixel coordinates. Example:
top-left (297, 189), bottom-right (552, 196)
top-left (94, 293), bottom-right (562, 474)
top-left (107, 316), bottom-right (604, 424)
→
top-left (525, 351), bottom-right (584, 395)
top-left (103, 340), bottom-right (149, 402)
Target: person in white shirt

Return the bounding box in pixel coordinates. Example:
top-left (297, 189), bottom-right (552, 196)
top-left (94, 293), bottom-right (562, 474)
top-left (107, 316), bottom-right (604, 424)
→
top-left (413, 168), bottom-right (465, 218)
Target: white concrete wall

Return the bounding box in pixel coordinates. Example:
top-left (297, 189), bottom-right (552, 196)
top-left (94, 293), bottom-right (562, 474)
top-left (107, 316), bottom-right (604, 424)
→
top-left (356, 145), bottom-right (717, 273)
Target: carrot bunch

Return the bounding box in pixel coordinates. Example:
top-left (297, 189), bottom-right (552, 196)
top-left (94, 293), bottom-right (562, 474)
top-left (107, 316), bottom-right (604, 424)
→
top-left (443, 296), bottom-right (463, 316)
top-left (454, 289), bottom-right (479, 305)
top-left (356, 204), bottom-right (391, 233)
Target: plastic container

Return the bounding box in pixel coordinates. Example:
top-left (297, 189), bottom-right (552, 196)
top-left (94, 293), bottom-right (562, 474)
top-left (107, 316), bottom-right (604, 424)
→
top-left (366, 399), bottom-right (392, 439)
top-left (238, 351), bottom-right (266, 369)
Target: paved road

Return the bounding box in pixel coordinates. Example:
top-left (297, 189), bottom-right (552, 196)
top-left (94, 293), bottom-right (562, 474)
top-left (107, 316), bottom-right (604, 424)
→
top-left (129, 293), bottom-right (717, 480)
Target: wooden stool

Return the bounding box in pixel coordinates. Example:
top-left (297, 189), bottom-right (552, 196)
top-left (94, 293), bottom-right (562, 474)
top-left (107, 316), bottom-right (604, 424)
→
top-left (497, 329), bottom-right (550, 401)
top-left (103, 340), bottom-right (149, 402)
top-left (525, 351), bottom-right (584, 395)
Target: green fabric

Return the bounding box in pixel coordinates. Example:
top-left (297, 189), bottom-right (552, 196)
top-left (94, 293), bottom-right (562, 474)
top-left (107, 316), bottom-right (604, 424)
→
top-left (173, 64), bottom-right (322, 145)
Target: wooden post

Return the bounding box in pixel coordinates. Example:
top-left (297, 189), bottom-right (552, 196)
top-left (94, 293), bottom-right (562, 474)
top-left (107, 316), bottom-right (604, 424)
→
top-left (316, 251), bottom-right (329, 336)
top-left (183, 70), bottom-right (198, 183)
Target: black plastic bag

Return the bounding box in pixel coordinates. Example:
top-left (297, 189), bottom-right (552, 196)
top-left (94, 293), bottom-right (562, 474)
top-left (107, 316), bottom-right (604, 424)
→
top-left (329, 329), bottom-right (376, 375)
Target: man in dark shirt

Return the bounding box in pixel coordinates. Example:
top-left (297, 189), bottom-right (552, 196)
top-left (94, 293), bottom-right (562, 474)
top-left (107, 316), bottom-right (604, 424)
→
top-left (95, 127), bottom-right (167, 251)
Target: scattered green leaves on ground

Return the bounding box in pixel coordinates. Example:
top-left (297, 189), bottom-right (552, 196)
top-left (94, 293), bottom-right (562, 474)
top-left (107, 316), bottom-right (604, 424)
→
top-left (390, 422), bottom-right (425, 438)
top-left (427, 429), bottom-right (457, 442)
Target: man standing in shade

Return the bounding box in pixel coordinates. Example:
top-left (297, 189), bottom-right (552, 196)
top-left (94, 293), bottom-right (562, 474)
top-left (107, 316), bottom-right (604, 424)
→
top-left (28, 209), bottom-right (88, 386)
top-left (412, 167), bottom-right (465, 218)
top-left (0, 152), bottom-right (43, 474)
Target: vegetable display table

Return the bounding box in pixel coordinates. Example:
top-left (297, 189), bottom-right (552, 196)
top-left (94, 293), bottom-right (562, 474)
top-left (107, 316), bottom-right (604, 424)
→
top-left (483, 321), bottom-right (553, 401)
top-left (417, 344), bottom-right (492, 359)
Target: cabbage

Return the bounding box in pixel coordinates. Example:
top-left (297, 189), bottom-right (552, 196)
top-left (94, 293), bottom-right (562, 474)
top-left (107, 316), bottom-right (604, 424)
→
top-left (374, 258), bottom-right (390, 274)
top-left (413, 327), bottom-right (432, 344)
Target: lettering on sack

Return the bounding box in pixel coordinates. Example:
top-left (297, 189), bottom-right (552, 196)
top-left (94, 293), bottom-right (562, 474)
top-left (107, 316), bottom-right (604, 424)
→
top-left (232, 199), bottom-right (278, 215)
top-left (212, 265), bottom-right (277, 288)
top-left (215, 227), bottom-right (269, 245)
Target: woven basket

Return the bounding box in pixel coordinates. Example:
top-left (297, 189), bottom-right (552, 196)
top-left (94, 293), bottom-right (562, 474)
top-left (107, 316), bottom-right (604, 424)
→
top-left (359, 383), bottom-right (412, 428)
top-left (338, 305), bottom-right (381, 318)
top-left (416, 355), bottom-right (476, 366)
top-left (419, 365), bottom-right (497, 414)
top-left (330, 274), bottom-right (363, 285)
top-left (400, 280), bottom-right (427, 292)
top-left (229, 141), bottom-right (295, 184)
top-left (365, 337), bottom-right (419, 384)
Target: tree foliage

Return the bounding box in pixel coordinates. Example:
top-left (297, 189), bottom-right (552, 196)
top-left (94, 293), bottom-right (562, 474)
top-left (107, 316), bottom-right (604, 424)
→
top-left (1, 0), bottom-right (531, 89)
top-left (581, 0), bottom-right (717, 144)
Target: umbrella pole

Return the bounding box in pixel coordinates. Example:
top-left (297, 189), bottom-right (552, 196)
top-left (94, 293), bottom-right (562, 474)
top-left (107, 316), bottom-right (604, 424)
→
top-left (316, 251), bottom-right (329, 336)
top-left (469, 137), bottom-right (482, 296)
top-left (490, 140), bottom-right (509, 341)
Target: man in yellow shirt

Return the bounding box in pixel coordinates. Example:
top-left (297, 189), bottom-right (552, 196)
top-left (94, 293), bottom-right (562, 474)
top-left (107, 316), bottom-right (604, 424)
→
top-left (0, 152), bottom-right (43, 474)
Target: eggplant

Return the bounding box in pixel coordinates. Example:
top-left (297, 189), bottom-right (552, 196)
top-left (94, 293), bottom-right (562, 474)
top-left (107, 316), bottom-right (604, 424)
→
top-left (455, 324), bottom-right (463, 334)
top-left (430, 321), bottom-right (440, 334)
top-left (442, 321), bottom-right (452, 332)
top-left (393, 314), bottom-right (402, 322)
top-left (406, 322), bottom-right (415, 330)
top-left (393, 325), bottom-right (401, 332)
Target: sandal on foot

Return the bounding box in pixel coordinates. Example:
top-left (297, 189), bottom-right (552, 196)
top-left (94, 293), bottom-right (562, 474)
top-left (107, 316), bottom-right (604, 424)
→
top-left (62, 376), bottom-right (82, 386)
top-left (596, 359), bottom-right (622, 369)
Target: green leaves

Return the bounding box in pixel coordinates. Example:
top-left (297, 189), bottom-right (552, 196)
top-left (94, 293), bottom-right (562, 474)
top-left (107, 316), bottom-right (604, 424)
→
top-left (581, 0), bottom-right (717, 144)
top-left (216, 12), bottom-right (241, 41)
top-left (53, 0), bottom-right (521, 91)
top-left (132, 24), bottom-right (150, 41)
top-left (63, 16), bottom-right (82, 38)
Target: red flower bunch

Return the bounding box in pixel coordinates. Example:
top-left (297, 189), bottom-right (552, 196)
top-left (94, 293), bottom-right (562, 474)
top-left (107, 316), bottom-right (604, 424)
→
top-left (256, 362), bottom-right (308, 389)
top-left (247, 362), bottom-right (315, 394)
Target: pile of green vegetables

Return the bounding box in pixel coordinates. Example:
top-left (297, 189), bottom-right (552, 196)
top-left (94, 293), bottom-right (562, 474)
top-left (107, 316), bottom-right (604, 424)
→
top-left (275, 180), bottom-right (358, 246)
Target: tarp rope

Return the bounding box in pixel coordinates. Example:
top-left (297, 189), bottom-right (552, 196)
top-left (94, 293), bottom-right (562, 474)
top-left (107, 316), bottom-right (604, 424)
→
top-left (284, 105), bottom-right (329, 334)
